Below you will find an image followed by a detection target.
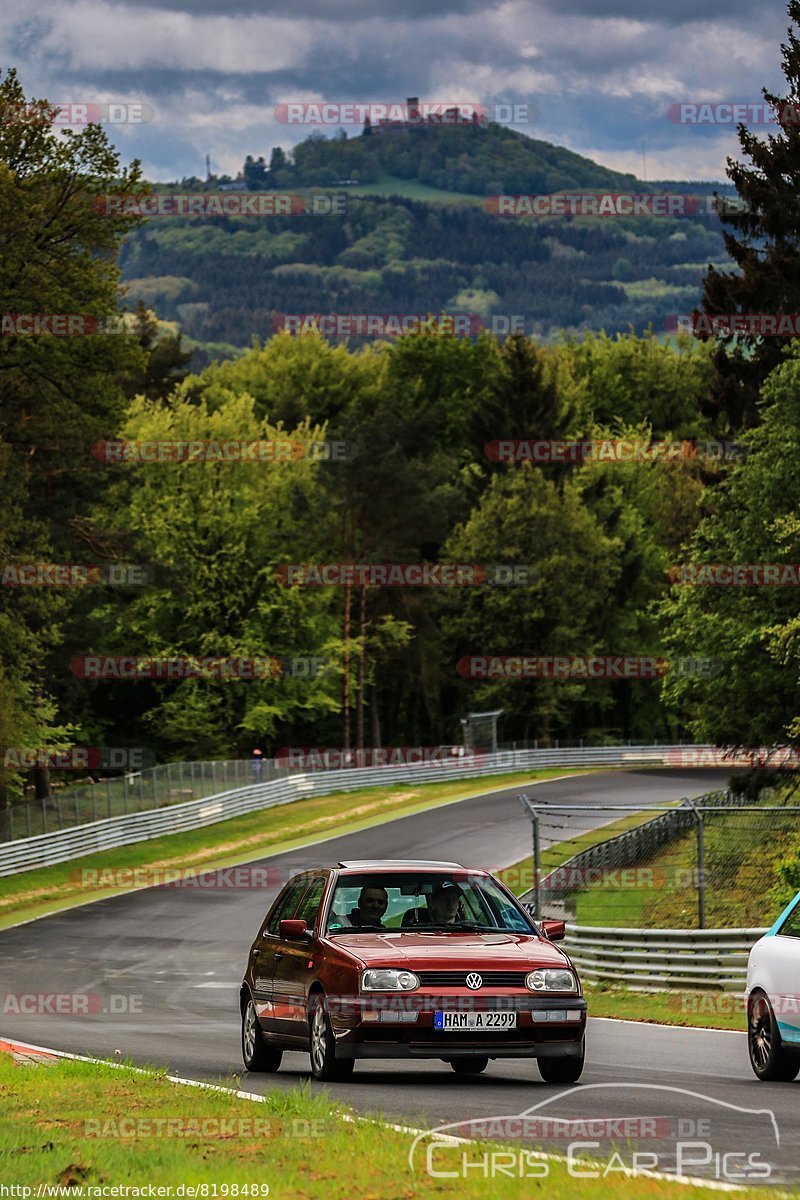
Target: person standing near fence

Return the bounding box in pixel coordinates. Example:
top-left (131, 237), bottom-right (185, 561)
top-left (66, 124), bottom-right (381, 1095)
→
top-left (251, 748), bottom-right (264, 782)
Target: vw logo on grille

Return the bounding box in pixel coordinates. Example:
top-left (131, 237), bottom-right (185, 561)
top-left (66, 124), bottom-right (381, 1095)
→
top-left (466, 972), bottom-right (483, 990)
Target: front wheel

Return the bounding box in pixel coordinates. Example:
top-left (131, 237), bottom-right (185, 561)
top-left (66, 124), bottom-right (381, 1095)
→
top-left (309, 996), bottom-right (355, 1082)
top-left (748, 992), bottom-right (800, 1081)
top-left (538, 1040), bottom-right (585, 1084)
top-left (241, 997), bottom-right (283, 1072)
top-left (450, 1057), bottom-right (489, 1075)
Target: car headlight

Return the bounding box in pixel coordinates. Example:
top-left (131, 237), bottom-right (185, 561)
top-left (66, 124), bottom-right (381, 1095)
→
top-left (526, 968), bottom-right (578, 993)
top-left (361, 968), bottom-right (420, 992)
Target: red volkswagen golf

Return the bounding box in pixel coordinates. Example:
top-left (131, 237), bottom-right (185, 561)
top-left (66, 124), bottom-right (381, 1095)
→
top-left (240, 859), bottom-right (586, 1082)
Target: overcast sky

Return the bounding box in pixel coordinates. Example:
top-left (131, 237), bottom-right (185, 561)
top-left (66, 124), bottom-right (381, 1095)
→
top-left (1, 0), bottom-right (792, 182)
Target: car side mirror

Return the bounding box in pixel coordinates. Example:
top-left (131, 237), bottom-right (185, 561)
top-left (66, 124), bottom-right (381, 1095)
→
top-left (279, 918), bottom-right (309, 940)
top-left (540, 919), bottom-right (566, 942)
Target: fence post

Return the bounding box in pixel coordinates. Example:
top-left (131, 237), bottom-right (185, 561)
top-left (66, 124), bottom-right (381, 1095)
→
top-left (106, 778), bottom-right (112, 818)
top-left (532, 809), bottom-right (541, 920)
top-left (696, 814), bottom-right (706, 929)
top-left (684, 798), bottom-right (706, 929)
top-left (190, 761), bottom-right (196, 798)
top-left (42, 796), bottom-right (47, 834)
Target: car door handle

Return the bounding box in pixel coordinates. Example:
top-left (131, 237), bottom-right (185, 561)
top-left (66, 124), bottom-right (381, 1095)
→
top-left (274, 951), bottom-right (284, 960)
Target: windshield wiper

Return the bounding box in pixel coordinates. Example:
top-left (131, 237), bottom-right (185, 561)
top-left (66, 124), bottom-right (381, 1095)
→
top-left (417, 921), bottom-right (494, 932)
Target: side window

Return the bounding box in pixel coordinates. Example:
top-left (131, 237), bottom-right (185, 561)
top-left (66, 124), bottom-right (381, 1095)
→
top-left (778, 901), bottom-right (800, 939)
top-left (294, 877), bottom-right (327, 931)
top-left (264, 877), bottom-right (307, 936)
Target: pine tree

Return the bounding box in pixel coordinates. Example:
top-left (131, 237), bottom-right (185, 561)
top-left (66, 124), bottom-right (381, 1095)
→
top-left (700, 1), bottom-right (800, 430)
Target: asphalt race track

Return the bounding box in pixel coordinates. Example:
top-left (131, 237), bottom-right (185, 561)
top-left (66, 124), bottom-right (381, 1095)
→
top-left (2, 767), bottom-right (797, 1187)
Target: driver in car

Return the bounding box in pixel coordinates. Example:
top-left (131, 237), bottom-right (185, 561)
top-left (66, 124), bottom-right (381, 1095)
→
top-left (402, 879), bottom-right (462, 926)
top-left (342, 885), bottom-right (389, 928)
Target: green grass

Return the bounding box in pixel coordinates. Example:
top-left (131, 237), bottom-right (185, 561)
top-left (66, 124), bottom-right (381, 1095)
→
top-left (0, 768), bottom-right (600, 930)
top-left (496, 807), bottom-right (677, 899)
top-left (499, 793), bottom-right (800, 930)
top-left (584, 983), bottom-right (747, 1031)
top-left (0, 1052), bottom-right (769, 1197)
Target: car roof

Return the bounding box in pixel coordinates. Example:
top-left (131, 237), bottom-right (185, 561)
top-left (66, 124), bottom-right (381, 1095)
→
top-left (336, 859), bottom-right (468, 870)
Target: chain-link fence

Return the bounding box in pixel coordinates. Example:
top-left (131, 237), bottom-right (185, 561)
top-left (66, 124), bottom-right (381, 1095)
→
top-left (1, 737), bottom-right (691, 845)
top-left (0, 758), bottom-right (289, 843)
top-left (515, 789), bottom-right (800, 929)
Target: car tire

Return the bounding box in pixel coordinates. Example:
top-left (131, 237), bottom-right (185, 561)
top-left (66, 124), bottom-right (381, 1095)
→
top-left (241, 996), bottom-right (283, 1072)
top-left (449, 1057), bottom-right (489, 1075)
top-left (748, 991), bottom-right (800, 1082)
top-left (309, 994), bottom-right (355, 1082)
top-left (538, 1040), bottom-right (585, 1084)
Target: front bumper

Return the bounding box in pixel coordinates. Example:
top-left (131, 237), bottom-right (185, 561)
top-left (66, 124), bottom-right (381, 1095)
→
top-left (330, 993), bottom-right (587, 1059)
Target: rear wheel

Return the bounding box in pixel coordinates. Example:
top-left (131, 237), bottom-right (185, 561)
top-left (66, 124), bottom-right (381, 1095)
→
top-left (748, 992), bottom-right (800, 1081)
top-left (538, 1040), bottom-right (585, 1084)
top-left (309, 995), bottom-right (355, 1082)
top-left (241, 997), bottom-right (283, 1072)
top-left (449, 1057), bottom-right (489, 1075)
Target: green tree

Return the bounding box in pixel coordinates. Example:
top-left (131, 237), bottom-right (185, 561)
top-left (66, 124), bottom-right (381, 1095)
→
top-left (700, 1), bottom-right (800, 429)
top-left (0, 68), bottom-right (144, 808)
top-left (440, 467), bottom-right (619, 741)
top-left (659, 350), bottom-right (800, 744)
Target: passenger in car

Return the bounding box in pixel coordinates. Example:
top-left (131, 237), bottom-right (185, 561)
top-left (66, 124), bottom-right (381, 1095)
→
top-left (402, 879), bottom-right (462, 926)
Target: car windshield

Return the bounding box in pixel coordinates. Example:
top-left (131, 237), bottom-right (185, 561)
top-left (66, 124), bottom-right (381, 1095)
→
top-left (325, 871), bottom-right (534, 934)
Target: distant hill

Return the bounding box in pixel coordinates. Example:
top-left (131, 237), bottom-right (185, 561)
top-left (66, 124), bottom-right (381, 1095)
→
top-left (269, 120), bottom-right (641, 195)
top-left (118, 121), bottom-right (737, 365)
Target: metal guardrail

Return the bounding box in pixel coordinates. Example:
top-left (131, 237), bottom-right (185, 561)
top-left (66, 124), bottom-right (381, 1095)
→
top-left (564, 925), bottom-right (766, 992)
top-left (0, 743), bottom-right (714, 876)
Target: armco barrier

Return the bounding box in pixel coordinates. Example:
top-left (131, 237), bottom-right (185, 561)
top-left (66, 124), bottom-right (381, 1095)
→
top-left (0, 744), bottom-right (716, 877)
top-left (563, 925), bottom-right (766, 991)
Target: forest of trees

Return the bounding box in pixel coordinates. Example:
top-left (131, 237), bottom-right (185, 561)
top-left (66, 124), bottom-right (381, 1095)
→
top-left (4, 0), bottom-right (800, 816)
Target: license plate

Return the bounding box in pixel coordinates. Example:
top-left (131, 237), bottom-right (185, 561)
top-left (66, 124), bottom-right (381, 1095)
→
top-left (434, 1011), bottom-right (517, 1031)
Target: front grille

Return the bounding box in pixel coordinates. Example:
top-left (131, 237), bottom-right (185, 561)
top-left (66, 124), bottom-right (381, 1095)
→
top-left (417, 971), bottom-right (528, 988)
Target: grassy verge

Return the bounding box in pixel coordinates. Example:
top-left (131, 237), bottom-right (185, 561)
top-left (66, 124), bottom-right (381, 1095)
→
top-left (0, 769), bottom-right (599, 930)
top-left (498, 813), bottom-right (752, 1032)
top-left (0, 1051), bottom-right (767, 1197)
top-left (496, 807), bottom-right (676, 898)
top-left (584, 983), bottom-right (746, 1032)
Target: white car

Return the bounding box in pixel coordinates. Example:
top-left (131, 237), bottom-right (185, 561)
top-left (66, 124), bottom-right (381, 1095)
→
top-left (746, 891), bottom-right (800, 1081)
